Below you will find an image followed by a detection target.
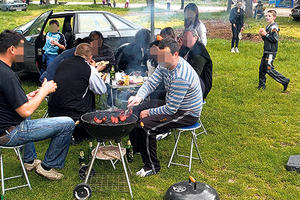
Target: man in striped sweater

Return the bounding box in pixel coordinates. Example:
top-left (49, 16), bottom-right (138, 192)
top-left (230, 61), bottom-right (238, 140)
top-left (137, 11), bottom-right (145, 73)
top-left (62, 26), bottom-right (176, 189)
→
top-left (128, 38), bottom-right (203, 177)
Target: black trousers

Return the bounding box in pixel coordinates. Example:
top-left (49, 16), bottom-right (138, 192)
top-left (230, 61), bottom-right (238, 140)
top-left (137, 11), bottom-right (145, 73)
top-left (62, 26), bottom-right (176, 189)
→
top-left (258, 53), bottom-right (289, 87)
top-left (129, 100), bottom-right (198, 173)
top-left (231, 24), bottom-right (242, 48)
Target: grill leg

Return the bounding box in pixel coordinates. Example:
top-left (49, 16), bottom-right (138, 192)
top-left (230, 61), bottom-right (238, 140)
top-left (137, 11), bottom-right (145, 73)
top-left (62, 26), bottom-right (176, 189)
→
top-left (84, 142), bottom-right (100, 184)
top-left (117, 142), bottom-right (133, 199)
top-left (0, 149), bottom-right (5, 195)
top-left (103, 142), bottom-right (116, 169)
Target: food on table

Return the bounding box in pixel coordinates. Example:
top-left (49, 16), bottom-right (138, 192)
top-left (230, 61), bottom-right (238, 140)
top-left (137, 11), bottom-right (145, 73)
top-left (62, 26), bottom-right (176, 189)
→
top-left (99, 72), bottom-right (108, 81)
top-left (129, 76), bottom-right (144, 84)
top-left (117, 80), bottom-right (125, 86)
top-left (124, 75), bottom-right (130, 86)
top-left (96, 60), bottom-right (109, 66)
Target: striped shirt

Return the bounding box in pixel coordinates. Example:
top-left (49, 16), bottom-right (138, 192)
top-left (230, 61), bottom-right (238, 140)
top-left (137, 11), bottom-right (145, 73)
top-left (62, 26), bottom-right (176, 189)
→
top-left (136, 57), bottom-right (203, 117)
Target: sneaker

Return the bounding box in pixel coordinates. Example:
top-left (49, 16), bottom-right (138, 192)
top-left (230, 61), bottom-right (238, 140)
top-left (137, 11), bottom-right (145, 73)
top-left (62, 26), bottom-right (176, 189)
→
top-left (24, 159), bottom-right (42, 171)
top-left (36, 163), bottom-right (64, 180)
top-left (136, 168), bottom-right (156, 177)
top-left (156, 131), bottom-right (171, 141)
top-left (283, 79), bottom-right (290, 91)
top-left (235, 47), bottom-right (239, 53)
top-left (231, 48), bottom-right (235, 53)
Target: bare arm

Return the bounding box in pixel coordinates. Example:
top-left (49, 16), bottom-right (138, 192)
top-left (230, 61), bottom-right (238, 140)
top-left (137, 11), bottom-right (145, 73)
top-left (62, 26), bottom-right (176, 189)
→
top-left (16, 79), bottom-right (57, 118)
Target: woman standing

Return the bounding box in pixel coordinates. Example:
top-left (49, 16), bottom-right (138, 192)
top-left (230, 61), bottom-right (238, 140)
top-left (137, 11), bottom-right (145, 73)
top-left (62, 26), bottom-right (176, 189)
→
top-left (229, 0), bottom-right (245, 53)
top-left (183, 3), bottom-right (207, 46)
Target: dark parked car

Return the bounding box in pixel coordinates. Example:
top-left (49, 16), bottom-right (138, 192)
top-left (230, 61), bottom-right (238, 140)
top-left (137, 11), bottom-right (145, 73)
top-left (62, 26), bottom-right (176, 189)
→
top-left (0, 0), bottom-right (27, 11)
top-left (291, 5), bottom-right (300, 21)
top-left (12, 10), bottom-right (145, 75)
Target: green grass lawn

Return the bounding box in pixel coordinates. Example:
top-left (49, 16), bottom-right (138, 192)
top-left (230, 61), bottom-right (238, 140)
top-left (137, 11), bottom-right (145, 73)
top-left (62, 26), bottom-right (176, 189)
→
top-left (1, 5), bottom-right (300, 200)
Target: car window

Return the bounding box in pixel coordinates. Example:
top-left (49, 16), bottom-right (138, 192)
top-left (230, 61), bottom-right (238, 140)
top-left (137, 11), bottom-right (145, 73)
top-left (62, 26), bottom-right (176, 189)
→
top-left (26, 11), bottom-right (52, 36)
top-left (78, 13), bottom-right (113, 33)
top-left (14, 18), bottom-right (35, 34)
top-left (105, 14), bottom-right (134, 30)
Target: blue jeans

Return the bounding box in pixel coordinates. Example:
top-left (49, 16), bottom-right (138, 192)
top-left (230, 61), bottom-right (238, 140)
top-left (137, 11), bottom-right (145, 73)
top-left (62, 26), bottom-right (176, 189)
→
top-left (42, 53), bottom-right (57, 75)
top-left (4, 117), bottom-right (74, 169)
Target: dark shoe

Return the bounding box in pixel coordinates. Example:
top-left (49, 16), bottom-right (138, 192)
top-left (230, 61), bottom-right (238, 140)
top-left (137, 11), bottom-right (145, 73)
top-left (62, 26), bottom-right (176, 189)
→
top-left (257, 85), bottom-right (265, 90)
top-left (283, 79), bottom-right (290, 91)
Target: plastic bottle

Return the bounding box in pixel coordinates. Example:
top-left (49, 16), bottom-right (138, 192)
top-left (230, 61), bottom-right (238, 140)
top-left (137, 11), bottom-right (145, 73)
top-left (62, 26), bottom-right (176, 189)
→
top-left (126, 140), bottom-right (133, 163)
top-left (79, 149), bottom-right (86, 166)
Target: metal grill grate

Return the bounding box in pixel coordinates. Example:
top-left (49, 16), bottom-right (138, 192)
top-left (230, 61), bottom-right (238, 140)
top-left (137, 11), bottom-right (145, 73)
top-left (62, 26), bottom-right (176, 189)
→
top-left (88, 173), bottom-right (129, 193)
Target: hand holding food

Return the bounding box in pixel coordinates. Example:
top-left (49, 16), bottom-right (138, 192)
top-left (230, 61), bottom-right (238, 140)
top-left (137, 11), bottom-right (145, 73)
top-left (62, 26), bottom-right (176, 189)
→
top-left (96, 60), bottom-right (109, 66)
top-left (26, 89), bottom-right (39, 100)
top-left (259, 28), bottom-right (266, 36)
top-left (40, 78), bottom-right (57, 95)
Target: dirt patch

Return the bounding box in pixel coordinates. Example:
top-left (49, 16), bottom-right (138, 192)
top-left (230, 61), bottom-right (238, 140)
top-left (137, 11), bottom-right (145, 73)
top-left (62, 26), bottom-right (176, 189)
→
top-left (176, 19), bottom-right (262, 42)
top-left (204, 19), bottom-right (262, 42)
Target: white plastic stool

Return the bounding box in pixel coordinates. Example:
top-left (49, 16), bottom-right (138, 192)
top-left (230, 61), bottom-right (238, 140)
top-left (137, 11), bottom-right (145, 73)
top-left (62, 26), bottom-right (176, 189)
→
top-left (167, 122), bottom-right (204, 172)
top-left (0, 145), bottom-right (32, 195)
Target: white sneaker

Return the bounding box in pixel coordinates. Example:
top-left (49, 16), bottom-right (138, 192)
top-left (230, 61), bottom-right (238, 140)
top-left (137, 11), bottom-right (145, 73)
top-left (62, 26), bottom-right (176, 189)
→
top-left (136, 168), bottom-right (156, 177)
top-left (156, 131), bottom-right (171, 141)
top-left (235, 47), bottom-right (239, 53)
top-left (231, 48), bottom-right (235, 53)
top-left (24, 159), bottom-right (42, 171)
top-left (36, 163), bottom-right (64, 180)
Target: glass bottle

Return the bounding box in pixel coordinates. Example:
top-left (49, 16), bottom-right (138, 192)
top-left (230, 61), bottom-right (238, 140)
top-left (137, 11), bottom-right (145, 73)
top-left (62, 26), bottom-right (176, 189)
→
top-left (110, 65), bottom-right (115, 80)
top-left (79, 149), bottom-right (86, 166)
top-left (87, 141), bottom-right (93, 163)
top-left (126, 140), bottom-right (133, 163)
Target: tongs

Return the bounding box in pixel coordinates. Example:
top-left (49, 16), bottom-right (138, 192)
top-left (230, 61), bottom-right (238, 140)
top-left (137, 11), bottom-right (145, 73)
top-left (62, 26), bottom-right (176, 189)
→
top-left (124, 107), bottom-right (132, 116)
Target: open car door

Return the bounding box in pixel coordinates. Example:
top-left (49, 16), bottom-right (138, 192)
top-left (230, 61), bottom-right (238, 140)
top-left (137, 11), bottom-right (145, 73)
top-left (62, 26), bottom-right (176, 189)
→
top-left (13, 10), bottom-right (53, 75)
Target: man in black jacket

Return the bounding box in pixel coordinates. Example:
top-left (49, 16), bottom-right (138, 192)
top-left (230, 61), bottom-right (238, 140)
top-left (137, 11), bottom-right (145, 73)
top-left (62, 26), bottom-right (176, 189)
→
top-left (258, 10), bottom-right (290, 91)
top-left (179, 29), bottom-right (213, 99)
top-left (48, 43), bottom-right (107, 141)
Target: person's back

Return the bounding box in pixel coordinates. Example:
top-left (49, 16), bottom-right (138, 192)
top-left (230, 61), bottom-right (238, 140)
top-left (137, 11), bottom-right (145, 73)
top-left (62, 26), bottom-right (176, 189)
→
top-left (118, 29), bottom-right (150, 75)
top-left (48, 56), bottom-right (94, 120)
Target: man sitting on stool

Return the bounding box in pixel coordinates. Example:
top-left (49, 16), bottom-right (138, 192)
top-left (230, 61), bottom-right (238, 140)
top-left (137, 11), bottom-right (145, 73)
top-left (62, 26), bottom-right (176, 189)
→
top-left (128, 38), bottom-right (203, 177)
top-left (0, 30), bottom-right (75, 180)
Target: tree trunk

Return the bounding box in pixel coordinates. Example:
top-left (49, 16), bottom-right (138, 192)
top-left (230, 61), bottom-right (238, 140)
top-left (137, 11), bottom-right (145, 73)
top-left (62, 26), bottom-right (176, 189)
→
top-left (227, 0), bottom-right (232, 13)
top-left (180, 0), bottom-right (184, 9)
top-left (55, 0), bottom-right (58, 4)
top-left (93, 0), bottom-right (97, 5)
top-left (46, 0), bottom-right (50, 4)
top-left (245, 0), bottom-right (253, 18)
